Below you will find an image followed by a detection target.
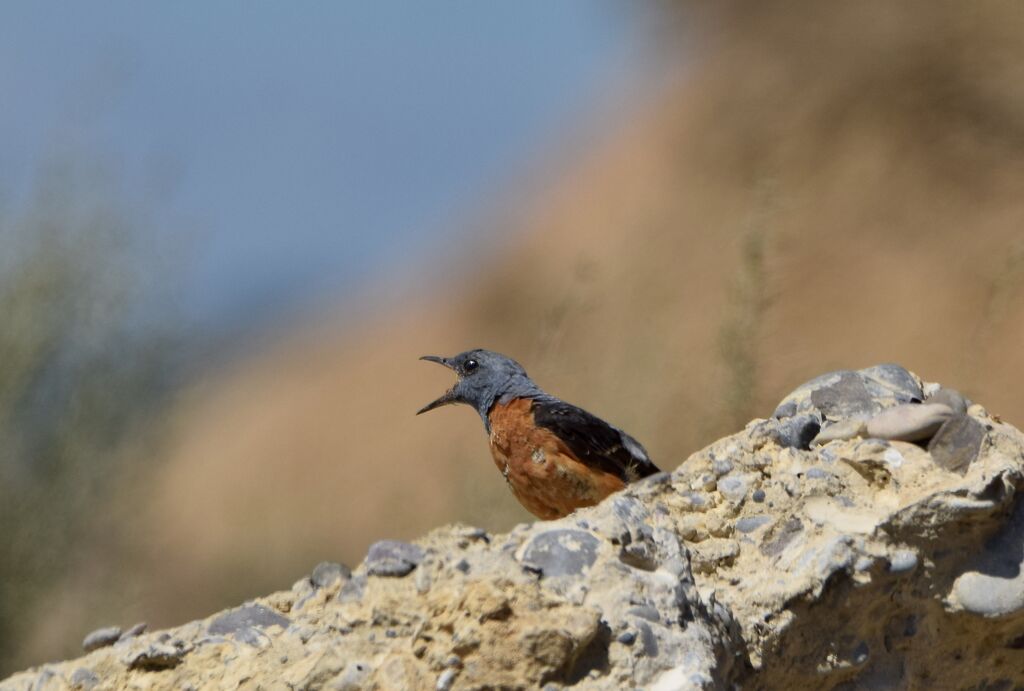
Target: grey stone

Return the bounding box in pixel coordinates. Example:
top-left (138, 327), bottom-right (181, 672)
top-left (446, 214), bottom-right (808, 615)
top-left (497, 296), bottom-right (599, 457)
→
top-left (718, 474), bottom-right (752, 503)
top-left (810, 371), bottom-right (878, 418)
top-left (928, 415), bottom-right (988, 473)
top-left (209, 604), bottom-right (290, 636)
top-left (777, 365), bottom-right (921, 423)
top-left (436, 668), bottom-right (459, 691)
top-left (772, 414), bottom-right (821, 450)
top-left (636, 621), bottom-right (659, 657)
top-left (628, 604), bottom-right (662, 622)
top-left (860, 364), bottom-right (923, 402)
top-left (773, 400), bottom-right (797, 419)
top-left (69, 667), bottom-right (99, 690)
top-left (339, 575), bottom-right (367, 602)
top-left (736, 515), bottom-right (772, 533)
top-left (119, 622), bottom-right (147, 641)
top-left (711, 458), bottom-right (734, 476)
top-left (761, 518), bottom-right (803, 557)
top-left (234, 626), bottom-right (270, 647)
top-left (751, 489), bottom-right (766, 503)
top-left (82, 626), bottom-right (121, 652)
top-left (365, 540), bottom-right (425, 577)
top-left (866, 403), bottom-right (954, 442)
top-left (617, 630), bottom-right (636, 645)
top-left (312, 561), bottom-right (351, 588)
top-left (927, 388), bottom-right (968, 415)
top-left (521, 529), bottom-right (601, 578)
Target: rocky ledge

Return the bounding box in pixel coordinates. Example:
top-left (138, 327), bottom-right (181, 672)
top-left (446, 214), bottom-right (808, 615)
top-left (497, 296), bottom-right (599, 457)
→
top-left (4, 365), bottom-right (1024, 690)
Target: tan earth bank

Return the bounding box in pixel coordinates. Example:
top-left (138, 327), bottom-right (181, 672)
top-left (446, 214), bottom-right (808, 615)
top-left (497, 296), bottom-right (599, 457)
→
top-left (4, 364), bottom-right (1024, 690)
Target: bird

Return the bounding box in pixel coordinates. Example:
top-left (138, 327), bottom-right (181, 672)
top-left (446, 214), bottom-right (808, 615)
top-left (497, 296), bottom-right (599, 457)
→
top-left (417, 349), bottom-right (660, 520)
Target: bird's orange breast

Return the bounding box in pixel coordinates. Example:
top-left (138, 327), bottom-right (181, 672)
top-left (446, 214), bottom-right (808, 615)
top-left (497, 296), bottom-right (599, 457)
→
top-left (487, 398), bottom-right (626, 520)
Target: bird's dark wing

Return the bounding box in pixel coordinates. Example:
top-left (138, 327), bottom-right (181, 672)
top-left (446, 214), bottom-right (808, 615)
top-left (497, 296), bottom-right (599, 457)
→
top-left (530, 396), bottom-right (660, 483)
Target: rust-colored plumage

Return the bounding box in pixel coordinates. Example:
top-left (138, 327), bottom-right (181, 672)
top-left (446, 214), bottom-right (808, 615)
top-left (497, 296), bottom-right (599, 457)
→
top-left (488, 398), bottom-right (626, 520)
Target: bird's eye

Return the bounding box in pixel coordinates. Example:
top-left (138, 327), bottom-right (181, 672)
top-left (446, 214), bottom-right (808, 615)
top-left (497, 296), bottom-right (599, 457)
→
top-left (463, 359), bottom-right (479, 373)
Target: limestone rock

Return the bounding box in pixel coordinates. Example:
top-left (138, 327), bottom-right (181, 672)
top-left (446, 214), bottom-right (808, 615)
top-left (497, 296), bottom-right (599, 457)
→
top-left (3, 366), bottom-right (1023, 690)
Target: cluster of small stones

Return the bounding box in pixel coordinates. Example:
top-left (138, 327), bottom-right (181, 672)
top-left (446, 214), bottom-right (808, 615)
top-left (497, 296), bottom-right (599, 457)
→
top-left (3, 365), bottom-right (1023, 690)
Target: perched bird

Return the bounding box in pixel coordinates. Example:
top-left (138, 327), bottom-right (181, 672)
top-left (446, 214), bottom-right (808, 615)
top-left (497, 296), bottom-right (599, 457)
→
top-left (417, 349), bottom-right (660, 519)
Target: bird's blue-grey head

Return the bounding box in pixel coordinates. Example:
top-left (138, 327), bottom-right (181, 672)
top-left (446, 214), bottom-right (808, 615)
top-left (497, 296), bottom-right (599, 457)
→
top-left (417, 349), bottom-right (542, 428)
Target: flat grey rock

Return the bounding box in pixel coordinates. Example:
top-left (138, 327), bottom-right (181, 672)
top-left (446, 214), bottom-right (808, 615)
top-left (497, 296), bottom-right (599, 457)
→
top-left (208, 603), bottom-right (290, 636)
top-left (928, 415), bottom-right (988, 473)
top-left (520, 529), bottom-right (600, 578)
top-left (810, 371), bottom-right (878, 418)
top-left (82, 626), bottom-right (121, 652)
top-left (119, 622), bottom-right (147, 641)
top-left (69, 667), bottom-right (99, 690)
top-left (365, 540), bottom-right (425, 577)
top-left (859, 364), bottom-right (923, 401)
top-left (775, 364), bottom-right (922, 422)
top-left (736, 515), bottom-right (772, 533)
top-left (311, 560), bottom-right (351, 588)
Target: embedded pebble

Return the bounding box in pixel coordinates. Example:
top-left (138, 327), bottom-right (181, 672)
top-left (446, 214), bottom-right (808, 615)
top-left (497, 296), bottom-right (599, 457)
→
top-left (628, 604), bottom-right (662, 622)
top-left (617, 630), bottom-right (636, 645)
top-left (365, 540), bottom-right (425, 577)
top-left (119, 623), bottom-right (148, 641)
top-left (637, 621), bottom-right (660, 657)
top-left (773, 414), bottom-right (821, 450)
top-left (865, 403), bottom-right (954, 442)
top-left (735, 515), bottom-right (772, 533)
top-left (711, 459), bottom-right (734, 476)
top-left (312, 561), bottom-right (351, 588)
top-left (521, 529), bottom-right (600, 578)
top-left (773, 400), bottom-right (797, 419)
top-left (751, 489), bottom-right (766, 503)
top-left (82, 626), bottom-right (121, 652)
top-left (69, 668), bottom-right (99, 690)
top-left (436, 668), bottom-right (459, 691)
top-left (718, 474), bottom-right (753, 503)
top-left (209, 604), bottom-right (290, 636)
top-left (810, 372), bottom-right (879, 418)
top-left (928, 415), bottom-right (987, 473)
top-left (860, 364), bottom-right (923, 402)
top-left (776, 365), bottom-right (921, 421)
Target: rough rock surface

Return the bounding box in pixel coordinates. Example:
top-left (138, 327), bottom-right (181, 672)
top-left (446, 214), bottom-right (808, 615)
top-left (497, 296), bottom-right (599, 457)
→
top-left (4, 366), bottom-right (1024, 690)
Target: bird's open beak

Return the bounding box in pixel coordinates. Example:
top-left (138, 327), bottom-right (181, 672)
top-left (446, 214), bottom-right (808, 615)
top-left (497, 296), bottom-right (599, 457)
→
top-left (417, 355), bottom-right (458, 414)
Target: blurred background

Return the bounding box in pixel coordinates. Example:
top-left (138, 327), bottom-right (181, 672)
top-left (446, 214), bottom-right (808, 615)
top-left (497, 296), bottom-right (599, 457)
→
top-left (3, 0), bottom-right (1024, 675)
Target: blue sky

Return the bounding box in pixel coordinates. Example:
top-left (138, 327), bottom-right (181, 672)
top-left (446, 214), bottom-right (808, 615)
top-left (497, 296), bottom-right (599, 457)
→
top-left (0, 2), bottom-right (645, 330)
